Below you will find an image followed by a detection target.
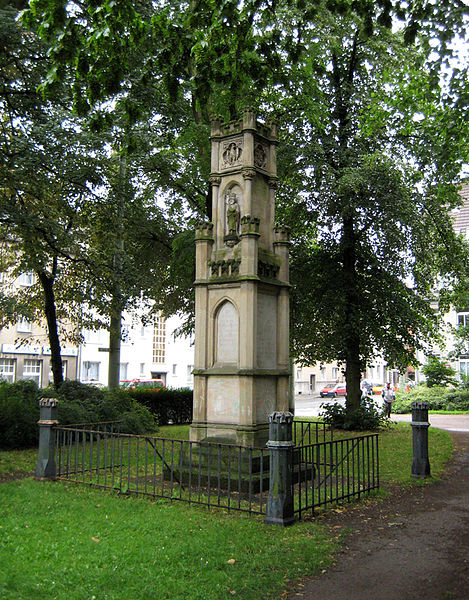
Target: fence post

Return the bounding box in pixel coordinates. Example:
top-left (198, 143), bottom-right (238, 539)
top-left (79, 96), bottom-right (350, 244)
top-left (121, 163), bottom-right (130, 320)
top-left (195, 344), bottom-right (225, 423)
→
top-left (411, 401), bottom-right (431, 478)
top-left (265, 411), bottom-right (296, 526)
top-left (35, 398), bottom-right (59, 480)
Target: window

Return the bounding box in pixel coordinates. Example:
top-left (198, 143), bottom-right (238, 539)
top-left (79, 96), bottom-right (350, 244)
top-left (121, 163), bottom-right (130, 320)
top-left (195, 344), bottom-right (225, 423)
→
top-left (19, 272), bottom-right (35, 286)
top-left (0, 359), bottom-right (15, 382)
top-left (460, 361), bottom-right (469, 377)
top-left (119, 363), bottom-right (128, 380)
top-left (458, 313), bottom-right (469, 328)
top-left (187, 365), bottom-right (193, 381)
top-left (23, 359), bottom-right (41, 385)
top-left (140, 326), bottom-right (146, 337)
top-left (296, 368), bottom-right (302, 380)
top-left (140, 362), bottom-right (145, 376)
top-left (152, 315), bottom-right (166, 364)
top-left (83, 361), bottom-right (100, 381)
top-left (172, 364), bottom-right (177, 375)
top-left (83, 329), bottom-right (101, 343)
top-left (332, 367), bottom-right (338, 380)
top-left (17, 317), bottom-right (32, 333)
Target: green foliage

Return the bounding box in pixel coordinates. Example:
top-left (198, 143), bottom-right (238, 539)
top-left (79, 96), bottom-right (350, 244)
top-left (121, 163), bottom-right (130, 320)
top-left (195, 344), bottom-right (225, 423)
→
top-left (0, 380), bottom-right (156, 449)
top-left (421, 356), bottom-right (458, 387)
top-left (393, 386), bottom-right (469, 413)
top-left (0, 380), bottom-right (41, 450)
top-left (121, 387), bottom-right (193, 426)
top-left (319, 397), bottom-right (390, 431)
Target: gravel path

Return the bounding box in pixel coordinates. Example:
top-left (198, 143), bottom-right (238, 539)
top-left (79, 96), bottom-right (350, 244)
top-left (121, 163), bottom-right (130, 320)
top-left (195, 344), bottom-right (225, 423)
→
top-left (287, 429), bottom-right (469, 600)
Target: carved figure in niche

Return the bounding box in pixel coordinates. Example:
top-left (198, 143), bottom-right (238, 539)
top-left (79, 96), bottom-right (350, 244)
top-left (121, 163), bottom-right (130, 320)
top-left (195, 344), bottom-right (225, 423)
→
top-left (222, 141), bottom-right (243, 167)
top-left (226, 190), bottom-right (240, 234)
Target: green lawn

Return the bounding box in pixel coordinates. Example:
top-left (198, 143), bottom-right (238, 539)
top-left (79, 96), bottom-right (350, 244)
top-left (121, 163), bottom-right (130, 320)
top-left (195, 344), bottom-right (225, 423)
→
top-left (0, 422), bottom-right (455, 600)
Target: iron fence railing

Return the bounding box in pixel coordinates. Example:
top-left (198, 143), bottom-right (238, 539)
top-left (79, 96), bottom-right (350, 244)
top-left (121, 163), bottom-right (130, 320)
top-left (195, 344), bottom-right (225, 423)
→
top-left (294, 433), bottom-right (379, 518)
top-left (53, 423), bottom-right (378, 520)
top-left (293, 419), bottom-right (334, 447)
top-left (55, 426), bottom-right (268, 515)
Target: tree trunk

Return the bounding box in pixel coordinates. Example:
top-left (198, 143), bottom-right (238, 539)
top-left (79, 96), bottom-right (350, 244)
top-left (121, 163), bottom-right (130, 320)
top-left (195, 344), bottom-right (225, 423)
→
top-left (341, 214), bottom-right (362, 413)
top-left (108, 298), bottom-right (122, 390)
top-left (37, 270), bottom-right (64, 389)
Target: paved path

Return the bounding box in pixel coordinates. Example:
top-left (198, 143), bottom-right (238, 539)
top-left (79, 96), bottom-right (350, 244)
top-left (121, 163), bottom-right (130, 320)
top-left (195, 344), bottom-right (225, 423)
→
top-left (286, 419), bottom-right (469, 600)
top-left (391, 413), bottom-right (469, 432)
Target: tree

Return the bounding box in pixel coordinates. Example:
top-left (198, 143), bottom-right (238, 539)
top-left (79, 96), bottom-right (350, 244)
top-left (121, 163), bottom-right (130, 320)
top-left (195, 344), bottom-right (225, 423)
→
top-left (22, 0), bottom-right (469, 412)
top-left (0, 3), bottom-right (176, 388)
top-left (272, 6), bottom-right (469, 413)
top-left (422, 356), bottom-right (457, 388)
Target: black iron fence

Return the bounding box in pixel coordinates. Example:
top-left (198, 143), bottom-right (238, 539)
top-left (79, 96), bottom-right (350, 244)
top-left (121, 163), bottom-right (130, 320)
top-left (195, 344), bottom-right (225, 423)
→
top-left (293, 433), bottom-right (379, 519)
top-left (36, 401), bottom-right (379, 522)
top-left (54, 425), bottom-right (269, 515)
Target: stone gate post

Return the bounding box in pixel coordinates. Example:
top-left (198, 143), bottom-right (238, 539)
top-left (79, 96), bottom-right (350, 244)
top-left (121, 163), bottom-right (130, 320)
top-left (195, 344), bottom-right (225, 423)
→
top-left (35, 398), bottom-right (59, 480)
top-left (411, 401), bottom-right (431, 478)
top-left (265, 411), bottom-right (296, 526)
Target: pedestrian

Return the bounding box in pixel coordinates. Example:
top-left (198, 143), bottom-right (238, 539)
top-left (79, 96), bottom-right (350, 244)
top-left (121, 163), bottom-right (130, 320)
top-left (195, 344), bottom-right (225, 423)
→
top-left (382, 382), bottom-right (395, 418)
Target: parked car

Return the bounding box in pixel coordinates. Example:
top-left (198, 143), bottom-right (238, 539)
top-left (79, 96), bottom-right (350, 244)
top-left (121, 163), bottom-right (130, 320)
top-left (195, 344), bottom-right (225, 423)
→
top-left (120, 379), bottom-right (165, 391)
top-left (372, 384), bottom-right (384, 395)
top-left (319, 383), bottom-right (346, 398)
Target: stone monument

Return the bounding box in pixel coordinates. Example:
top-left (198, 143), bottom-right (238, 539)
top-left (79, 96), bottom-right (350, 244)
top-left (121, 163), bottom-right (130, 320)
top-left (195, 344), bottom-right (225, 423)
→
top-left (191, 109), bottom-right (292, 447)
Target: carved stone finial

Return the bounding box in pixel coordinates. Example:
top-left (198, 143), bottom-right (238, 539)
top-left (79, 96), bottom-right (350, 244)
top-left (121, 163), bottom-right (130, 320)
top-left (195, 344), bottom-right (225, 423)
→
top-left (39, 398), bottom-right (59, 408)
top-left (274, 225), bottom-right (291, 244)
top-left (195, 221), bottom-right (214, 241)
top-left (240, 215), bottom-right (260, 236)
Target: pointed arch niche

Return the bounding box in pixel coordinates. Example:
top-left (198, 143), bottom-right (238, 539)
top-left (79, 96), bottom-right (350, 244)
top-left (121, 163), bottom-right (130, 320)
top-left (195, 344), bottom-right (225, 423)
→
top-left (214, 300), bottom-right (239, 365)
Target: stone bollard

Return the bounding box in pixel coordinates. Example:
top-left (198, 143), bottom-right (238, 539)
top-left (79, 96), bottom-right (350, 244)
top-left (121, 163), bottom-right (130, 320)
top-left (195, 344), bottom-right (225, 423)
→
top-left (411, 401), bottom-right (431, 478)
top-left (35, 398), bottom-right (59, 480)
top-left (265, 411), bottom-right (296, 526)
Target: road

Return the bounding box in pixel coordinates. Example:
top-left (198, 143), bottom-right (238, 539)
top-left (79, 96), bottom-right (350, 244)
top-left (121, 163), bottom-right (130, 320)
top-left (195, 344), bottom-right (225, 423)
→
top-left (294, 393), bottom-right (469, 432)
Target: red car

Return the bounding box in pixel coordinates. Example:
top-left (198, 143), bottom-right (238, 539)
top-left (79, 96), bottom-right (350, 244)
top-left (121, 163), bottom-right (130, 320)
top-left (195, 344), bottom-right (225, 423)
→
top-left (319, 383), bottom-right (346, 398)
top-left (120, 379), bottom-right (165, 391)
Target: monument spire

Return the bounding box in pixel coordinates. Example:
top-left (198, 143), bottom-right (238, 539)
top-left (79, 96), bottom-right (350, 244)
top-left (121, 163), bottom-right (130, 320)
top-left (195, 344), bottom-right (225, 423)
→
top-left (192, 109), bottom-right (291, 447)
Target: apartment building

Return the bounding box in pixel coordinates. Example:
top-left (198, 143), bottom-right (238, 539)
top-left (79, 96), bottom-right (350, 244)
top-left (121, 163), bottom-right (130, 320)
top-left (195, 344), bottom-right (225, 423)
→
top-left (0, 271), bottom-right (79, 386)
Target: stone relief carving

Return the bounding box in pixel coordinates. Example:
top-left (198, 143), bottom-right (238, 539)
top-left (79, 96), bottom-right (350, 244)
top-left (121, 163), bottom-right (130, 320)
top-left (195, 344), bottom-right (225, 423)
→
top-left (254, 143), bottom-right (267, 169)
top-left (221, 138), bottom-right (243, 168)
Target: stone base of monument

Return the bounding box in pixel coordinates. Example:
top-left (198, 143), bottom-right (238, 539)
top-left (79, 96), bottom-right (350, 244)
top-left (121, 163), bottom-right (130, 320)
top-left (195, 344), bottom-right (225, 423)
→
top-left (162, 441), bottom-right (314, 494)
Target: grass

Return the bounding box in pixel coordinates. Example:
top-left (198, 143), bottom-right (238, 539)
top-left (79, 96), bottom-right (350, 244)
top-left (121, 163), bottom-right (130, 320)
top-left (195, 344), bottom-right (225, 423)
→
top-left (0, 480), bottom-right (337, 600)
top-left (0, 420), bottom-right (456, 599)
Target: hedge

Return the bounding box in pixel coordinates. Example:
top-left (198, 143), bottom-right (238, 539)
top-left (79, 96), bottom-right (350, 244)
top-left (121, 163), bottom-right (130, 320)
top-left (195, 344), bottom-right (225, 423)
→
top-left (0, 380), bottom-right (157, 450)
top-left (393, 386), bottom-right (469, 413)
top-left (121, 387), bottom-right (193, 425)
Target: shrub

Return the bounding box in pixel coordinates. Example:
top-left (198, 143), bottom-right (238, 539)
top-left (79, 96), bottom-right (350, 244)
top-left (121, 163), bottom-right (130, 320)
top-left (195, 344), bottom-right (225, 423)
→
top-left (0, 380), bottom-right (157, 449)
top-left (393, 386), bottom-right (469, 413)
top-left (319, 397), bottom-right (390, 431)
top-left (421, 356), bottom-right (457, 387)
top-left (0, 380), bottom-right (41, 449)
top-left (121, 387), bottom-right (193, 425)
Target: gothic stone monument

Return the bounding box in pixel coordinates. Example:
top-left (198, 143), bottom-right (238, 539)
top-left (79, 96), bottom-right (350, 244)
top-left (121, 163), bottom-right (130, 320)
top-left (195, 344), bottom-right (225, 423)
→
top-left (191, 109), bottom-right (292, 448)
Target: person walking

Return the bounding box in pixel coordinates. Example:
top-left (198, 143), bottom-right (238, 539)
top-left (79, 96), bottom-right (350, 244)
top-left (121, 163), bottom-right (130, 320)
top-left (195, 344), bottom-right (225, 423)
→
top-left (382, 382), bottom-right (395, 418)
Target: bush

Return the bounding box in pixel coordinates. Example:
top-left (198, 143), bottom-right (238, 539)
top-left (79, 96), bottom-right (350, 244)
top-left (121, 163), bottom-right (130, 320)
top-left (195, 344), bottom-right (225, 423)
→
top-left (121, 387), bottom-right (193, 425)
top-left (393, 386), bottom-right (469, 413)
top-left (0, 380), bottom-right (157, 449)
top-left (421, 356), bottom-right (457, 387)
top-left (0, 380), bottom-right (41, 449)
top-left (319, 397), bottom-right (390, 431)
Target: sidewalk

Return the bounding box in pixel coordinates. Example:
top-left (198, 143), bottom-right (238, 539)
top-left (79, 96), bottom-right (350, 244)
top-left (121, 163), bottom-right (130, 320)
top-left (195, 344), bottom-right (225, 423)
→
top-left (286, 426), bottom-right (469, 600)
top-left (391, 412), bottom-right (469, 432)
